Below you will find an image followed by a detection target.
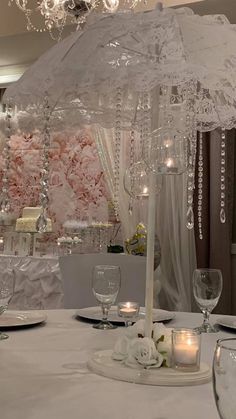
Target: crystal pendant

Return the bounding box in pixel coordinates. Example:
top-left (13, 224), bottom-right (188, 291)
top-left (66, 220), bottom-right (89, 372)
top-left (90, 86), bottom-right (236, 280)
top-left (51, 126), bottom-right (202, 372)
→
top-left (220, 208), bottom-right (226, 224)
top-left (36, 213), bottom-right (48, 233)
top-left (128, 199), bottom-right (133, 215)
top-left (186, 206), bottom-right (194, 230)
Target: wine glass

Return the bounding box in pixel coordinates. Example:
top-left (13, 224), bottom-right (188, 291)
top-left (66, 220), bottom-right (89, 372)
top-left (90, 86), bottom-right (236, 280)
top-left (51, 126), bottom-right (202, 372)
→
top-left (0, 269), bottom-right (15, 340)
top-left (92, 265), bottom-right (121, 330)
top-left (213, 338), bottom-right (236, 419)
top-left (193, 268), bottom-right (223, 333)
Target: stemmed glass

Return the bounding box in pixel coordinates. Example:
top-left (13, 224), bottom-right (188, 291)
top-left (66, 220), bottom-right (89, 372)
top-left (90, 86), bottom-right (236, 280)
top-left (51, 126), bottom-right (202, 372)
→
top-left (92, 265), bottom-right (121, 330)
top-left (213, 338), bottom-right (236, 419)
top-left (193, 268), bottom-right (223, 333)
top-left (0, 269), bottom-right (15, 340)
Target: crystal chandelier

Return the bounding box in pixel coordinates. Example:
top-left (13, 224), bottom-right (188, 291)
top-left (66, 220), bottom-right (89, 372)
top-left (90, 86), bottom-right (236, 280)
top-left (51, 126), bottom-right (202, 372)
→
top-left (8, 0), bottom-right (94, 39)
top-left (8, 0), bottom-right (205, 40)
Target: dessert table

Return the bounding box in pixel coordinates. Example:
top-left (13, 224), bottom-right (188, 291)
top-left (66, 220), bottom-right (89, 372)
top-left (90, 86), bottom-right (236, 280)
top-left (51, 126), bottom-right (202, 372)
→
top-left (1, 309), bottom-right (234, 419)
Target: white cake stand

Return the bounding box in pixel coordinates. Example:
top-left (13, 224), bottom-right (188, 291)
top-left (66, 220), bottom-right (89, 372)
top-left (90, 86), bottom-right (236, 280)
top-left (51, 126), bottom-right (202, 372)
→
top-left (88, 350), bottom-right (211, 386)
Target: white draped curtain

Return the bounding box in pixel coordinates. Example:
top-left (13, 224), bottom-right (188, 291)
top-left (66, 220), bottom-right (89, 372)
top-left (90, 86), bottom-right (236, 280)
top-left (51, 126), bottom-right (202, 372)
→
top-left (93, 125), bottom-right (197, 311)
top-left (156, 175), bottom-right (197, 311)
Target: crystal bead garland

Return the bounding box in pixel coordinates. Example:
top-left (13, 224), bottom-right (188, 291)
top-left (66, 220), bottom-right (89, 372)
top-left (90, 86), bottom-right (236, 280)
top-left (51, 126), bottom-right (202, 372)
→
top-left (141, 90), bottom-right (150, 163)
top-left (220, 128), bottom-right (226, 224)
top-left (128, 128), bottom-right (135, 215)
top-left (1, 105), bottom-right (12, 213)
top-left (198, 131), bottom-right (203, 239)
top-left (36, 99), bottom-right (51, 233)
top-left (186, 128), bottom-right (197, 230)
top-left (113, 87), bottom-right (122, 221)
top-left (186, 82), bottom-right (197, 230)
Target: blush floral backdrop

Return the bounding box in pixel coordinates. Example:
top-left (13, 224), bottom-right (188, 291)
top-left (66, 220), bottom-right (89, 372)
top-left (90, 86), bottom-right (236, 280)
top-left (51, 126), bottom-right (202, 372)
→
top-left (0, 128), bottom-right (109, 235)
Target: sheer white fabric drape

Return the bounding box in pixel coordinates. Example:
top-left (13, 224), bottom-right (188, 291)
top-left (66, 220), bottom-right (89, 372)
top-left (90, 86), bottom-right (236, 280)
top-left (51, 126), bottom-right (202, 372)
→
top-left (93, 125), bottom-right (145, 239)
top-left (156, 175), bottom-right (197, 311)
top-left (93, 125), bottom-right (196, 311)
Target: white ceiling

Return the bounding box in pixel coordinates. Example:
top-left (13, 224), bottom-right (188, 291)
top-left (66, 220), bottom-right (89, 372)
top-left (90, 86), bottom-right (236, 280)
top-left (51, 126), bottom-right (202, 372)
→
top-left (0, 0), bottom-right (236, 85)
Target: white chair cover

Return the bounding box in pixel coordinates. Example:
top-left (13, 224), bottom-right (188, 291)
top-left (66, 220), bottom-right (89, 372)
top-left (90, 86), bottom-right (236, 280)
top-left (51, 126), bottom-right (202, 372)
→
top-left (0, 255), bottom-right (64, 310)
top-left (59, 253), bottom-right (149, 309)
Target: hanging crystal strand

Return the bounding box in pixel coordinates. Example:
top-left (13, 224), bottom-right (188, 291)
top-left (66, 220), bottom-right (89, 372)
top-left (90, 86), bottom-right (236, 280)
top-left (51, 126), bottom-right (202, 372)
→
top-left (186, 81), bottom-right (197, 230)
top-left (140, 89), bottom-right (151, 164)
top-left (186, 127), bottom-right (197, 230)
top-left (113, 87), bottom-right (122, 221)
top-left (1, 104), bottom-right (12, 214)
top-left (198, 131), bottom-right (204, 239)
top-left (160, 85), bottom-right (168, 129)
top-left (128, 128), bottom-right (135, 215)
top-left (220, 128), bottom-right (226, 224)
top-left (36, 98), bottom-right (51, 233)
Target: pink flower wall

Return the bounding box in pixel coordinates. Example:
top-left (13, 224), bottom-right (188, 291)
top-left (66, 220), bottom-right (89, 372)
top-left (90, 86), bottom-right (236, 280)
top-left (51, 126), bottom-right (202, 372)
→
top-left (1, 128), bottom-right (109, 234)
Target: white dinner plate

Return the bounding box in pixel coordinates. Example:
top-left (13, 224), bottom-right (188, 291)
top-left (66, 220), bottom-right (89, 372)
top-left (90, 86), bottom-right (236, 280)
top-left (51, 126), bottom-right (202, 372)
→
top-left (76, 306), bottom-right (175, 323)
top-left (0, 311), bottom-right (47, 328)
top-left (217, 317), bottom-right (236, 330)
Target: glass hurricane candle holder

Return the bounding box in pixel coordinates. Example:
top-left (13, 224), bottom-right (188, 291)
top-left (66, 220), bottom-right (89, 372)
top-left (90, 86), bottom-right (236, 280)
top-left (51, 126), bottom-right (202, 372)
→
top-left (172, 328), bottom-right (201, 372)
top-left (117, 301), bottom-right (140, 327)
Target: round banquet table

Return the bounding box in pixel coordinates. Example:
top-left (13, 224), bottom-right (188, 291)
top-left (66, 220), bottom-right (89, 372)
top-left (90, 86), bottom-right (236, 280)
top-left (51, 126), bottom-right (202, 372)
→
top-left (1, 310), bottom-right (235, 419)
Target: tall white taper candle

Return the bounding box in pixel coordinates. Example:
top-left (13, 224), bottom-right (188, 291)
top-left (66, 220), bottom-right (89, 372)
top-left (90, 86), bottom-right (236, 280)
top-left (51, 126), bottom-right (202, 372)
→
top-left (144, 171), bottom-right (157, 337)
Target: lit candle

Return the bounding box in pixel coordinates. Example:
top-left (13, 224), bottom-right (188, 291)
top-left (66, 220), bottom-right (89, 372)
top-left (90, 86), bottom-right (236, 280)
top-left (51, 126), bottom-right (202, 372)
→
top-left (142, 186), bottom-right (149, 195)
top-left (117, 302), bottom-right (140, 326)
top-left (164, 138), bottom-right (173, 148)
top-left (172, 329), bottom-right (201, 371)
top-left (174, 337), bottom-right (199, 364)
top-left (118, 302), bottom-right (139, 317)
top-left (166, 157), bottom-right (174, 168)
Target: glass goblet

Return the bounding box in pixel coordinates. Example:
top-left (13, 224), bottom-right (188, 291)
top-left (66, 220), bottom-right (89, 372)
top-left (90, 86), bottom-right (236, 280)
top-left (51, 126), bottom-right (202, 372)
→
top-left (92, 265), bottom-right (121, 330)
top-left (213, 338), bottom-right (236, 419)
top-left (0, 269), bottom-right (15, 340)
top-left (117, 302), bottom-right (140, 327)
top-left (193, 268), bottom-right (223, 333)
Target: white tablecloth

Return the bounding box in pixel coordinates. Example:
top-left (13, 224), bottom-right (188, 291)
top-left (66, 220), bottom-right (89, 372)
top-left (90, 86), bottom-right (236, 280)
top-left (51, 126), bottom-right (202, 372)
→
top-left (1, 310), bottom-right (235, 419)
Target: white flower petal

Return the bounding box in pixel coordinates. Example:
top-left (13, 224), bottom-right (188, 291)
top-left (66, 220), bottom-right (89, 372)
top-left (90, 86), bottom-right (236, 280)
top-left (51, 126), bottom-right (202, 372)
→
top-left (112, 336), bottom-right (130, 361)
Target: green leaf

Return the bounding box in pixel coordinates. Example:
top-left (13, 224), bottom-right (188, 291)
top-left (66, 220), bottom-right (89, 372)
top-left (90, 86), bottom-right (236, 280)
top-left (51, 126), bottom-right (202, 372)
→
top-left (156, 334), bottom-right (165, 344)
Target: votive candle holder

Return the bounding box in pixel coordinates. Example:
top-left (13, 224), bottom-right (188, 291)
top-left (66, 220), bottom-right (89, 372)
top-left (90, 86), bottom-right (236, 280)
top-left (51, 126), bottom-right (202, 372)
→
top-left (117, 302), bottom-right (140, 327)
top-left (172, 328), bottom-right (201, 372)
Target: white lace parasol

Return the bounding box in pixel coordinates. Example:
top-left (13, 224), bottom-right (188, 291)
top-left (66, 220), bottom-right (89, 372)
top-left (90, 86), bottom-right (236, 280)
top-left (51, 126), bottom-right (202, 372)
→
top-left (3, 7), bottom-right (236, 132)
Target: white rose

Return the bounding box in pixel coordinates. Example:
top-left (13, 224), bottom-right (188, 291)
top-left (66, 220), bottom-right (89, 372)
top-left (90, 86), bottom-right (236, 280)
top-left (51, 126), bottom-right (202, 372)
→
top-left (126, 337), bottom-right (163, 368)
top-left (152, 323), bottom-right (168, 342)
top-left (112, 336), bottom-right (130, 361)
top-left (125, 319), bottom-right (145, 339)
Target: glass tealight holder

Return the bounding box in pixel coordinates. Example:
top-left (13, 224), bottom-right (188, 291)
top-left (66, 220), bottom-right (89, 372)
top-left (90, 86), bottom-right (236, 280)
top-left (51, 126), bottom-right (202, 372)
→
top-left (172, 328), bottom-right (201, 372)
top-left (117, 302), bottom-right (140, 327)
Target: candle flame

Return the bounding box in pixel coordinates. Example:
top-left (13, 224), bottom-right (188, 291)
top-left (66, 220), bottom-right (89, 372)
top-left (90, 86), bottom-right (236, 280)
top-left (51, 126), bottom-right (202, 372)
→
top-left (166, 158), bottom-right (174, 168)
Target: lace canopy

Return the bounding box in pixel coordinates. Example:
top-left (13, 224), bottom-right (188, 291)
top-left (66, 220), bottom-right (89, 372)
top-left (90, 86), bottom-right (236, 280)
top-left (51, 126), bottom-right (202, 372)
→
top-left (3, 6), bottom-right (236, 132)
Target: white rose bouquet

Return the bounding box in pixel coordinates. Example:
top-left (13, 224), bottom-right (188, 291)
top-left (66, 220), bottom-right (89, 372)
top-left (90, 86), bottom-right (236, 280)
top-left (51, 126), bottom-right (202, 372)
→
top-left (112, 320), bottom-right (172, 369)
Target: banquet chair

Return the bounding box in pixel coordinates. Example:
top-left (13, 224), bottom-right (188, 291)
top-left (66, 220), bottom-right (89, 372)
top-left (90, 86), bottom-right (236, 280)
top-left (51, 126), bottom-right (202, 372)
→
top-left (59, 253), bottom-right (147, 309)
top-left (5, 255), bottom-right (63, 310)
